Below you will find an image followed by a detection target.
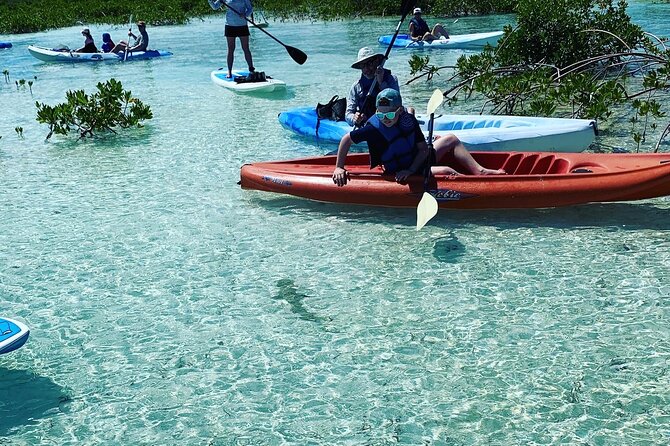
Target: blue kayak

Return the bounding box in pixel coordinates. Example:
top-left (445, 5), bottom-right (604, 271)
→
top-left (278, 106), bottom-right (597, 153)
top-left (0, 317), bottom-right (30, 354)
top-left (28, 45), bottom-right (172, 63)
top-left (0, 42), bottom-right (12, 49)
top-left (378, 32), bottom-right (503, 50)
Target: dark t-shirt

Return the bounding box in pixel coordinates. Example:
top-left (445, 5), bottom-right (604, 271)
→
top-left (350, 113), bottom-right (426, 172)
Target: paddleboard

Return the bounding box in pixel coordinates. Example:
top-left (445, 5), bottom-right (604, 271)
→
top-left (210, 69), bottom-right (286, 93)
top-left (0, 317), bottom-right (30, 354)
top-left (0, 42), bottom-right (12, 49)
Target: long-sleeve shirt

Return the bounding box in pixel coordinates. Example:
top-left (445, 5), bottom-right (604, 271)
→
top-left (345, 70), bottom-right (400, 127)
top-left (224, 0), bottom-right (253, 26)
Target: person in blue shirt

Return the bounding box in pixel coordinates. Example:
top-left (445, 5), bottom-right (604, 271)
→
top-left (409, 7), bottom-right (450, 42)
top-left (333, 89), bottom-right (504, 186)
top-left (209, 0), bottom-right (255, 78)
top-left (101, 33), bottom-right (115, 53)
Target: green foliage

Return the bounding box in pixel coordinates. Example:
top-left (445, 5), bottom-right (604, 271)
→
top-left (0, 0), bottom-right (518, 33)
top-left (35, 78), bottom-right (153, 140)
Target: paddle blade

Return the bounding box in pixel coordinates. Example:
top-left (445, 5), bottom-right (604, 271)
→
top-left (427, 88), bottom-right (444, 115)
top-left (401, 0), bottom-right (418, 18)
top-left (416, 192), bottom-right (438, 231)
top-left (287, 45), bottom-right (308, 65)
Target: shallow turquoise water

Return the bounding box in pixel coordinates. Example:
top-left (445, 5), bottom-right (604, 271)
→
top-left (1, 5), bottom-right (670, 445)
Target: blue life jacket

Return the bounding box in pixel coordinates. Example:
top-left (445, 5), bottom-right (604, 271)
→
top-left (367, 113), bottom-right (418, 173)
top-left (410, 17), bottom-right (430, 37)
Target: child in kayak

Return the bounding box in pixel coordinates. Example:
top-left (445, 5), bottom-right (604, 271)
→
top-left (409, 8), bottom-right (450, 42)
top-left (101, 33), bottom-right (115, 53)
top-left (332, 89), bottom-right (504, 186)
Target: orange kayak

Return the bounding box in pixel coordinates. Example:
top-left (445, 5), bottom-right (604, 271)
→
top-left (240, 152), bottom-right (670, 209)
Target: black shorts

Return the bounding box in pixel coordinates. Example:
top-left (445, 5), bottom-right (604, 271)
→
top-left (225, 25), bottom-right (250, 37)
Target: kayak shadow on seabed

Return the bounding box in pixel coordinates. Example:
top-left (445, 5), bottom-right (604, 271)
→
top-left (249, 196), bottom-right (670, 231)
top-left (0, 368), bottom-right (69, 436)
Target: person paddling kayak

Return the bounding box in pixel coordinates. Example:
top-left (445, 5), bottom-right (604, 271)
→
top-left (333, 89), bottom-right (504, 187)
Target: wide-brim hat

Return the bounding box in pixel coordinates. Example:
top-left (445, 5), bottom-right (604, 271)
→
top-left (351, 47), bottom-right (384, 69)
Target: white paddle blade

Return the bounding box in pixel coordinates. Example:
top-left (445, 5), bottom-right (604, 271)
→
top-left (416, 192), bottom-right (438, 231)
top-left (427, 89), bottom-right (444, 115)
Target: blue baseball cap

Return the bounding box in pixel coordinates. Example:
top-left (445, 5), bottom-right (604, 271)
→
top-left (376, 88), bottom-right (402, 108)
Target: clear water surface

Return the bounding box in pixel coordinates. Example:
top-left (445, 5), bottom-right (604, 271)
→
top-left (1, 3), bottom-right (669, 445)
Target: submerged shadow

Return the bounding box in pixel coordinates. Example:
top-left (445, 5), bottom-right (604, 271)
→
top-left (433, 234), bottom-right (466, 263)
top-left (273, 279), bottom-right (329, 324)
top-left (250, 195), bottom-right (670, 231)
top-left (0, 368), bottom-right (69, 436)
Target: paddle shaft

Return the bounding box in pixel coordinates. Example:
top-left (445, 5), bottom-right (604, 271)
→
top-left (124, 15), bottom-right (133, 62)
top-left (357, 0), bottom-right (417, 121)
top-left (222, 2), bottom-right (307, 64)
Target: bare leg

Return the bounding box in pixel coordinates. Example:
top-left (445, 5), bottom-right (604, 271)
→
top-left (226, 36), bottom-right (236, 78)
top-left (431, 134), bottom-right (505, 175)
top-left (422, 32), bottom-right (437, 42)
top-left (239, 35), bottom-right (254, 72)
top-left (432, 24), bottom-right (450, 39)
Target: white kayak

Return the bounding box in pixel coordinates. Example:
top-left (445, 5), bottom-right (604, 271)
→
top-left (210, 69), bottom-right (286, 93)
top-left (378, 31), bottom-right (504, 49)
top-left (0, 317), bottom-right (30, 355)
top-left (28, 45), bottom-right (172, 62)
top-left (278, 107), bottom-right (598, 153)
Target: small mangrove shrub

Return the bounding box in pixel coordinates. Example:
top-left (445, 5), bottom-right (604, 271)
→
top-left (36, 78), bottom-right (152, 140)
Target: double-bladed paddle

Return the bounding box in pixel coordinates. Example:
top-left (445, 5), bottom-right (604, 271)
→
top-left (416, 89), bottom-right (444, 231)
top-left (218, 2), bottom-right (307, 65)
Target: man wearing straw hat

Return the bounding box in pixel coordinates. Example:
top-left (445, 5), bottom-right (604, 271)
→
top-left (345, 47), bottom-right (400, 128)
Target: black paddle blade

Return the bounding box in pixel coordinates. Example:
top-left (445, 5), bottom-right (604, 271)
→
top-left (287, 45), bottom-right (308, 65)
top-left (401, 0), bottom-right (418, 18)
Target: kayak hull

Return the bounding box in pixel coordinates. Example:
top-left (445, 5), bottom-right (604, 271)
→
top-left (0, 317), bottom-right (30, 355)
top-left (28, 45), bottom-right (172, 62)
top-left (278, 107), bottom-right (597, 152)
top-left (240, 152), bottom-right (670, 209)
top-left (211, 69), bottom-right (286, 93)
top-left (378, 32), bottom-right (504, 49)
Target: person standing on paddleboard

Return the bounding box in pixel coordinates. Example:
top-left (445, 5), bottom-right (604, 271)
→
top-left (209, 0), bottom-right (255, 79)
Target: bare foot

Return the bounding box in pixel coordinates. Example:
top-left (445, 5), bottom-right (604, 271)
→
top-left (479, 168), bottom-right (506, 175)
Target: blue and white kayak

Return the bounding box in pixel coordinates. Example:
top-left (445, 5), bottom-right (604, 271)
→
top-left (211, 69), bottom-right (286, 93)
top-left (0, 317), bottom-right (30, 355)
top-left (0, 42), bottom-right (12, 49)
top-left (27, 45), bottom-right (172, 63)
top-left (378, 31), bottom-right (504, 50)
top-left (278, 107), bottom-right (597, 153)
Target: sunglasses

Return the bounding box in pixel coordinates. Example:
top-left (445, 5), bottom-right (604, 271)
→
top-left (376, 108), bottom-right (401, 120)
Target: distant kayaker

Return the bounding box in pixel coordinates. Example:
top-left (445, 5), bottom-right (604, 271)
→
top-left (101, 33), bottom-right (115, 53)
top-left (409, 8), bottom-right (450, 42)
top-left (346, 47), bottom-right (400, 128)
top-left (75, 28), bottom-right (98, 53)
top-left (209, 0), bottom-right (255, 79)
top-left (333, 89), bottom-right (504, 186)
top-left (111, 21), bottom-right (149, 54)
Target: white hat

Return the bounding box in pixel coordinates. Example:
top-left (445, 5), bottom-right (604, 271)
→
top-left (351, 47), bottom-right (383, 69)
top-left (413, 8), bottom-right (422, 14)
